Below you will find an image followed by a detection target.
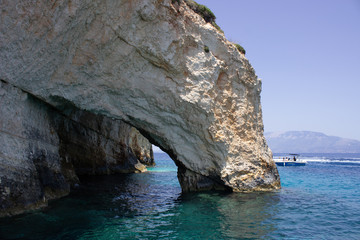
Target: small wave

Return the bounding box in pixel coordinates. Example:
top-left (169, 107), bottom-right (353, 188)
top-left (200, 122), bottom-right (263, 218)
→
top-left (273, 158), bottom-right (360, 164)
top-left (303, 159), bottom-right (360, 164)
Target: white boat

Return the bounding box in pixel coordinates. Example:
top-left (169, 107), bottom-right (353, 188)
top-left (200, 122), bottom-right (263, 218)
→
top-left (274, 154), bottom-right (307, 166)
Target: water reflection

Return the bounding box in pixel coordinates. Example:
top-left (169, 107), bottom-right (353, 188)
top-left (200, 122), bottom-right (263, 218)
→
top-left (174, 191), bottom-right (281, 239)
top-left (217, 192), bottom-right (280, 239)
top-left (0, 165), bottom-right (282, 239)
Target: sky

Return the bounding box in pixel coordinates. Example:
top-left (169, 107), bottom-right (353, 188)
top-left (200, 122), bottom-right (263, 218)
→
top-left (195, 0), bottom-right (360, 141)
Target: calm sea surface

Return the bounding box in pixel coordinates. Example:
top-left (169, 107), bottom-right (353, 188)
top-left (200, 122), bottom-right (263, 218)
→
top-left (1, 153), bottom-right (360, 239)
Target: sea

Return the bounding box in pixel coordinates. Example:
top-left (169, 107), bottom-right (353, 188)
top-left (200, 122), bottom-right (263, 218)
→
top-left (1, 152), bottom-right (360, 240)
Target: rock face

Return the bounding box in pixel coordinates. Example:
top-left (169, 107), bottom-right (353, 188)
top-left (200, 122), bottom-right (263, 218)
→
top-left (0, 0), bottom-right (280, 196)
top-left (0, 81), bottom-right (153, 217)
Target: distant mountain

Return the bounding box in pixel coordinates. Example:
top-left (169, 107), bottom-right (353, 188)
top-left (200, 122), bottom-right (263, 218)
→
top-left (265, 131), bottom-right (360, 153)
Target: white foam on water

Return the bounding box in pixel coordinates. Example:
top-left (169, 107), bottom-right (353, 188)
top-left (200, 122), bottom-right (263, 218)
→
top-left (273, 156), bottom-right (360, 164)
top-left (304, 158), bottom-right (360, 164)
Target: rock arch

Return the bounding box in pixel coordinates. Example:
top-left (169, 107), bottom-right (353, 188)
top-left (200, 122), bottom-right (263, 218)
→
top-left (0, 0), bottom-right (280, 214)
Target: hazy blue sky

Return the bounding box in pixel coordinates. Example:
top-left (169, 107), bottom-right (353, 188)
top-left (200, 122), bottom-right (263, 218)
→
top-left (195, 0), bottom-right (360, 140)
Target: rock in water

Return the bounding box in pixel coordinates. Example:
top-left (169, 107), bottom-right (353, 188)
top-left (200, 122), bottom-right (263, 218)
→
top-left (0, 0), bottom-right (280, 198)
top-left (0, 81), bottom-right (153, 217)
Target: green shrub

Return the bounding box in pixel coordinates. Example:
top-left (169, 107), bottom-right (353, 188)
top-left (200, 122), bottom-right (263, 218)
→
top-left (212, 22), bottom-right (224, 34)
top-left (184, 0), bottom-right (223, 33)
top-left (234, 43), bottom-right (246, 55)
top-left (204, 45), bottom-right (210, 53)
top-left (192, 3), bottom-right (215, 23)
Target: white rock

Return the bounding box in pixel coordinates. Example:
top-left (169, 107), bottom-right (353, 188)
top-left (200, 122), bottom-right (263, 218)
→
top-left (0, 0), bottom-right (280, 192)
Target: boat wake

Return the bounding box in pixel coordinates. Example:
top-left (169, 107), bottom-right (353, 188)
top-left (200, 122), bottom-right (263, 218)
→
top-left (304, 158), bottom-right (360, 164)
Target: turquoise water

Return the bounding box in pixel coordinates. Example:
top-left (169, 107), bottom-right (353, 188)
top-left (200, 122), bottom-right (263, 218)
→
top-left (1, 153), bottom-right (360, 239)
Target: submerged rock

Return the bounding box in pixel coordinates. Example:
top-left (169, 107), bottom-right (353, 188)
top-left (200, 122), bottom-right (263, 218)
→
top-left (0, 0), bottom-right (280, 204)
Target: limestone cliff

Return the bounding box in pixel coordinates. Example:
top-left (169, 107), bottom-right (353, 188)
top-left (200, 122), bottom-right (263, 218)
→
top-left (0, 0), bottom-right (280, 196)
top-left (0, 81), bottom-right (153, 217)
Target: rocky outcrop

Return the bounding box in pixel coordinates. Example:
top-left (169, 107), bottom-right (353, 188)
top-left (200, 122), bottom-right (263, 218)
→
top-left (0, 81), bottom-right (153, 217)
top-left (0, 0), bottom-right (280, 195)
top-left (53, 98), bottom-right (154, 175)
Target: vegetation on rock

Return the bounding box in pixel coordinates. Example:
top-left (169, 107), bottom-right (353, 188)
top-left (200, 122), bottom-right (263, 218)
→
top-left (204, 45), bottom-right (209, 53)
top-left (183, 0), bottom-right (224, 33)
top-left (234, 43), bottom-right (246, 55)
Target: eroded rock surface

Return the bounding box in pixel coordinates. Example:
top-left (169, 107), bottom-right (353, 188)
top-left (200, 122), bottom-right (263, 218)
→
top-left (0, 81), bottom-right (153, 217)
top-left (0, 0), bottom-right (280, 195)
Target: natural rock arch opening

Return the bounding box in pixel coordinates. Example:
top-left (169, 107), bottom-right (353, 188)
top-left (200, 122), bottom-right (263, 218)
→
top-left (49, 93), bottom-right (231, 193)
top-left (133, 129), bottom-right (233, 192)
top-left (47, 93), bottom-right (232, 192)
